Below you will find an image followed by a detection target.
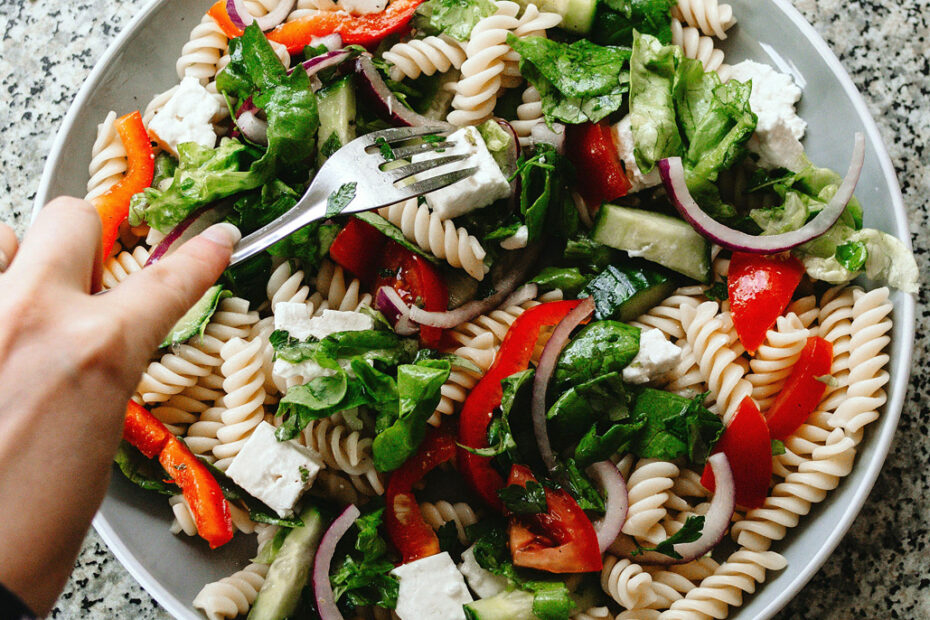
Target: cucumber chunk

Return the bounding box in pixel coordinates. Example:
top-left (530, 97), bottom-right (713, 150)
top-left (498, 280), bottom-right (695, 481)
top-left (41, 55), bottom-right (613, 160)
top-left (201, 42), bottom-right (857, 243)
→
top-left (317, 75), bottom-right (357, 164)
top-left (248, 505), bottom-right (325, 620)
top-left (159, 285), bottom-right (229, 348)
top-left (583, 264), bottom-right (676, 321)
top-left (592, 204), bottom-right (712, 283)
top-left (512, 0), bottom-right (598, 33)
top-left (464, 589), bottom-right (538, 620)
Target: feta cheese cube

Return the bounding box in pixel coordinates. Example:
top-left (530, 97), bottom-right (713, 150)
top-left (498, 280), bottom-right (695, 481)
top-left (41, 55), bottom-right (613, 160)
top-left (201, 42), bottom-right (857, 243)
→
top-left (612, 115), bottom-right (661, 193)
top-left (147, 76), bottom-right (220, 157)
top-left (391, 552), bottom-right (474, 620)
top-left (225, 422), bottom-right (323, 517)
top-left (459, 546), bottom-right (510, 598)
top-left (727, 60), bottom-right (808, 171)
top-left (412, 126), bottom-right (511, 220)
top-left (499, 224), bottom-right (529, 250)
top-left (306, 309), bottom-right (375, 340)
top-left (274, 302), bottom-right (316, 341)
top-left (622, 328), bottom-right (682, 385)
top-left (337, 0), bottom-right (387, 14)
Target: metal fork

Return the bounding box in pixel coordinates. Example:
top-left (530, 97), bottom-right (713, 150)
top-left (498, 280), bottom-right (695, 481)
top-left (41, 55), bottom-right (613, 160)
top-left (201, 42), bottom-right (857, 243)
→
top-left (229, 125), bottom-right (475, 267)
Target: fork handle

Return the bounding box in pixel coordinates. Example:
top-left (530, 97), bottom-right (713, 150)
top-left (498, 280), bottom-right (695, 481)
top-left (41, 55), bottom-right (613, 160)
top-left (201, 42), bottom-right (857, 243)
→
top-left (228, 184), bottom-right (329, 267)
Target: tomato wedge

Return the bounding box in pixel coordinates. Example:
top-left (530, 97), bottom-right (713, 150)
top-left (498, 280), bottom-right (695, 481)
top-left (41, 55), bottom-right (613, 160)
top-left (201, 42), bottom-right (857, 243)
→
top-left (457, 300), bottom-right (583, 511)
top-left (701, 396), bottom-right (771, 509)
top-left (727, 252), bottom-right (805, 355)
top-left (506, 465), bottom-right (602, 573)
top-left (374, 241), bottom-right (448, 348)
top-left (385, 430), bottom-right (457, 563)
top-left (565, 121), bottom-right (631, 208)
top-left (765, 336), bottom-right (833, 440)
top-left (328, 218), bottom-right (387, 285)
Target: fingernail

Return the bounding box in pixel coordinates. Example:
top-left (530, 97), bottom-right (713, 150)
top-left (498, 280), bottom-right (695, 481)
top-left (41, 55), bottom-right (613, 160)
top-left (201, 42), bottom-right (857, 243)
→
top-left (0, 249), bottom-right (8, 273)
top-left (200, 223), bottom-right (241, 248)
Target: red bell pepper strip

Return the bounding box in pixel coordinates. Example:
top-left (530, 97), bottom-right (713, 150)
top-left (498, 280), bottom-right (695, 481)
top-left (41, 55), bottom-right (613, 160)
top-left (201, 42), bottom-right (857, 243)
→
top-left (565, 121), bottom-right (632, 208)
top-left (701, 396), bottom-right (772, 509)
top-left (208, 0), bottom-right (424, 52)
top-left (457, 300), bottom-right (583, 511)
top-left (385, 430), bottom-right (457, 563)
top-left (123, 401), bottom-right (234, 549)
top-left (506, 465), bottom-right (602, 573)
top-left (328, 218), bottom-right (388, 285)
top-left (727, 252), bottom-right (805, 355)
top-left (373, 241), bottom-right (449, 348)
top-left (91, 111), bottom-right (155, 258)
top-left (765, 336), bottom-right (833, 440)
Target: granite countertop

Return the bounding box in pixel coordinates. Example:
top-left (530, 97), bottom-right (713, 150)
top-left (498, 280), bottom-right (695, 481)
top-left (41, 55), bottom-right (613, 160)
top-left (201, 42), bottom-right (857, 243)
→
top-left (1, 0), bottom-right (928, 618)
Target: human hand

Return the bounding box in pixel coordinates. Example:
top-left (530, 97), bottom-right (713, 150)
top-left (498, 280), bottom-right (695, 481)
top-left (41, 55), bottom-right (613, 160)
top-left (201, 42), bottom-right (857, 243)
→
top-left (0, 197), bottom-right (239, 615)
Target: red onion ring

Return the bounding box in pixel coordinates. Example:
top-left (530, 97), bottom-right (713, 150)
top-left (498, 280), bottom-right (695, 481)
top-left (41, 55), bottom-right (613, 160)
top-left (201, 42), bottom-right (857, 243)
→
top-left (290, 49), bottom-right (353, 77)
top-left (572, 191), bottom-right (594, 229)
top-left (588, 461), bottom-right (629, 552)
top-left (610, 453), bottom-right (735, 565)
top-left (660, 132), bottom-right (864, 254)
top-left (375, 286), bottom-right (420, 336)
top-left (313, 504), bottom-right (360, 620)
top-left (226, 0), bottom-right (296, 31)
top-left (355, 56), bottom-right (454, 130)
top-left (145, 204), bottom-right (229, 267)
top-left (237, 110), bottom-right (269, 145)
top-left (531, 296), bottom-right (595, 471)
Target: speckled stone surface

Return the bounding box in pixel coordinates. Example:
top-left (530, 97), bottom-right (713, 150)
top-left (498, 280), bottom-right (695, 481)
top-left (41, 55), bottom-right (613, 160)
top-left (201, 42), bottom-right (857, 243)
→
top-left (0, 0), bottom-right (928, 618)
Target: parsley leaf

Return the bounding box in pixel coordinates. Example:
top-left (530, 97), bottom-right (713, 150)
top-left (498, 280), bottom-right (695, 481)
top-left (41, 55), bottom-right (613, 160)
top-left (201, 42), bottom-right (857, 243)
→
top-left (374, 136), bottom-right (396, 161)
top-left (635, 515), bottom-right (704, 559)
top-left (498, 480), bottom-right (548, 514)
top-left (771, 438), bottom-right (786, 456)
top-left (704, 279), bottom-right (729, 301)
top-left (326, 182), bottom-right (358, 218)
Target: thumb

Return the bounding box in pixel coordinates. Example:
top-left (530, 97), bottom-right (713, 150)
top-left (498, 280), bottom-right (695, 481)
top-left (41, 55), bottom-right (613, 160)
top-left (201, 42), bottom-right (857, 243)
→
top-left (104, 223), bottom-right (240, 351)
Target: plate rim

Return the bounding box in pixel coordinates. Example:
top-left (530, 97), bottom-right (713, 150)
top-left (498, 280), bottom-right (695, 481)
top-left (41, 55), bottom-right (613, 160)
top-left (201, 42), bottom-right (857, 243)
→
top-left (34, 0), bottom-right (916, 617)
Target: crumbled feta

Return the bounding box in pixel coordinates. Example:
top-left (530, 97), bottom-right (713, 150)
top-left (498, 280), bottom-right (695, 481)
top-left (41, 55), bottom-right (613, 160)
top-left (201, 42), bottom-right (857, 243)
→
top-left (391, 552), bottom-right (474, 620)
top-left (459, 546), bottom-right (510, 598)
top-left (225, 421), bottom-right (323, 517)
top-left (499, 225), bottom-right (529, 250)
top-left (727, 60), bottom-right (808, 171)
top-left (611, 115), bottom-right (661, 193)
top-left (272, 305), bottom-right (375, 388)
top-left (411, 126), bottom-right (511, 220)
top-left (622, 328), bottom-right (682, 385)
top-left (337, 0), bottom-right (386, 14)
top-left (147, 76), bottom-right (220, 157)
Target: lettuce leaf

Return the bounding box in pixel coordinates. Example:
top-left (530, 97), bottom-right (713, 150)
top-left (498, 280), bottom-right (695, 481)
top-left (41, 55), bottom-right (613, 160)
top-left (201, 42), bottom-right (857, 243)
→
top-left (591, 0), bottom-right (677, 47)
top-left (424, 0), bottom-right (497, 41)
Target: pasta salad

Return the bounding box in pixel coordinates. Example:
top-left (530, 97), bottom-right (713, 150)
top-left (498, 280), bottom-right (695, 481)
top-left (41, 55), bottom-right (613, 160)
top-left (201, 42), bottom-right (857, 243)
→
top-left (86, 0), bottom-right (918, 618)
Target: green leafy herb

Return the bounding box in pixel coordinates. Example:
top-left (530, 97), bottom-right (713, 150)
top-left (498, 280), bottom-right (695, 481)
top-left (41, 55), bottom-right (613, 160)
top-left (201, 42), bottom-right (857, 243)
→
top-left (704, 279), bottom-right (728, 301)
top-left (530, 267), bottom-right (590, 296)
top-left (320, 132), bottom-right (343, 159)
top-left (353, 211), bottom-right (441, 262)
top-left (299, 466), bottom-right (311, 482)
top-left (635, 515), bottom-right (704, 559)
top-left (253, 526), bottom-right (289, 564)
top-left (249, 510), bottom-right (305, 528)
top-left (771, 438), bottom-right (786, 456)
top-left (547, 372), bottom-right (634, 442)
top-left (151, 151), bottom-right (178, 187)
top-left (113, 442), bottom-right (178, 496)
top-left (330, 507), bottom-right (399, 610)
top-left (629, 389), bottom-right (723, 464)
top-left (574, 419), bottom-right (645, 467)
top-left (498, 480), bottom-right (549, 514)
top-left (426, 0), bottom-right (497, 40)
top-left (550, 459), bottom-right (606, 513)
top-left (326, 182), bottom-right (358, 217)
top-left (591, 0), bottom-right (677, 47)
top-left (553, 320), bottom-right (641, 390)
top-left (513, 144), bottom-right (576, 242)
top-left (374, 136), bottom-right (396, 161)
top-left (220, 252), bottom-right (272, 307)
top-left (436, 521), bottom-right (464, 557)
top-left (509, 35), bottom-right (631, 125)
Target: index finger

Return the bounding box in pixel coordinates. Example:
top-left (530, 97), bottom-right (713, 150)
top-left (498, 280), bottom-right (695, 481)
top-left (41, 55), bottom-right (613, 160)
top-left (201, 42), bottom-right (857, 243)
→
top-left (104, 223), bottom-right (240, 352)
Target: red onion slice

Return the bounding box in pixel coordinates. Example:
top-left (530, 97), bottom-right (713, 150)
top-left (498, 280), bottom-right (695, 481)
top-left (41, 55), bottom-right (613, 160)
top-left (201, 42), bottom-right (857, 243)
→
top-left (532, 296), bottom-right (595, 471)
top-left (313, 504), bottom-right (360, 620)
top-left (290, 49), bottom-right (354, 77)
top-left (610, 453), bottom-right (735, 565)
top-left (356, 56), bottom-right (454, 131)
top-left (375, 286), bottom-right (420, 336)
top-left (660, 132), bottom-right (864, 254)
top-left (145, 204), bottom-right (229, 267)
top-left (405, 248), bottom-right (541, 329)
top-left (226, 0), bottom-right (296, 31)
top-left (588, 461), bottom-right (629, 553)
top-left (238, 110), bottom-right (269, 145)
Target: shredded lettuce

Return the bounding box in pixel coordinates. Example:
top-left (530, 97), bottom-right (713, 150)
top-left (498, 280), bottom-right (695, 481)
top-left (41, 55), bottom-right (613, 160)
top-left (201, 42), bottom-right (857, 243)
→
top-left (414, 0), bottom-right (497, 41)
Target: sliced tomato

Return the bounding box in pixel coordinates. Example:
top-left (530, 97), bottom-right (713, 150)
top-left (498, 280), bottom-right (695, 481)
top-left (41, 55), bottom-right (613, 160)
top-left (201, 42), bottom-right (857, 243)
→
top-left (765, 336), bottom-right (833, 440)
top-left (457, 300), bottom-right (584, 511)
top-left (727, 252), bottom-right (805, 355)
top-left (374, 241), bottom-right (448, 348)
top-left (385, 430), bottom-right (457, 563)
top-left (701, 396), bottom-right (772, 509)
top-left (506, 465), bottom-right (602, 573)
top-left (328, 217), bottom-right (387, 285)
top-left (565, 121), bottom-right (631, 209)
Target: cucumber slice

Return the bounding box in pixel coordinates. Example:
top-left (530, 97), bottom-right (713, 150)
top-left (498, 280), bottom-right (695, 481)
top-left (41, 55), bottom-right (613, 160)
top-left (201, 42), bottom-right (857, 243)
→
top-left (464, 589), bottom-right (538, 620)
top-left (159, 285), bottom-right (229, 348)
top-left (248, 505), bottom-right (325, 620)
top-left (583, 264), bottom-right (676, 321)
top-left (513, 0), bottom-right (597, 33)
top-left (592, 204), bottom-right (712, 283)
top-left (317, 75), bottom-right (357, 165)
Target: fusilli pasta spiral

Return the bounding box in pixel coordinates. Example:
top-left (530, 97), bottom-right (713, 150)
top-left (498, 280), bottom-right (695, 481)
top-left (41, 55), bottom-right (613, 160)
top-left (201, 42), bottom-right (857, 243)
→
top-left (420, 500), bottom-right (478, 545)
top-left (136, 343), bottom-right (221, 405)
top-left (301, 416), bottom-right (385, 495)
top-left (86, 111), bottom-right (127, 201)
top-left (746, 313), bottom-right (810, 411)
top-left (500, 4), bottom-right (562, 88)
top-left (101, 245), bottom-right (150, 290)
top-left (671, 0), bottom-right (736, 39)
top-left (383, 35), bottom-right (467, 82)
top-left (193, 562), bottom-right (269, 620)
top-left (622, 459), bottom-right (680, 544)
top-left (510, 86), bottom-right (543, 147)
top-left (377, 200), bottom-right (489, 280)
top-left (602, 555), bottom-right (657, 610)
top-left (315, 260), bottom-right (373, 311)
top-left (288, 0), bottom-right (338, 20)
top-left (178, 14), bottom-right (229, 83)
top-left (671, 19), bottom-right (729, 77)
top-left (213, 337), bottom-right (267, 470)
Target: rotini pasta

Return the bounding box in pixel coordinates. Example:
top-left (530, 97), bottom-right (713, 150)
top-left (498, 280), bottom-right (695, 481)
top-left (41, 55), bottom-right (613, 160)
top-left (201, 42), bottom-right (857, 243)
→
top-left (213, 337), bottom-right (267, 471)
top-left (101, 245), bottom-right (150, 290)
top-left (301, 415), bottom-right (385, 495)
top-left (377, 199), bottom-right (489, 280)
top-left (178, 13), bottom-right (229, 83)
top-left (746, 313), bottom-right (810, 411)
top-left (671, 18), bottom-right (729, 77)
top-left (315, 259), bottom-right (373, 312)
top-left (193, 563), bottom-right (269, 620)
top-left (510, 86), bottom-right (543, 147)
top-left (671, 0), bottom-right (736, 39)
top-left (86, 111), bottom-right (127, 201)
top-left (601, 554), bottom-right (657, 610)
top-left (419, 500), bottom-right (478, 545)
top-left (500, 4), bottom-right (562, 88)
top-left (622, 458), bottom-right (680, 545)
top-left (383, 35), bottom-right (467, 82)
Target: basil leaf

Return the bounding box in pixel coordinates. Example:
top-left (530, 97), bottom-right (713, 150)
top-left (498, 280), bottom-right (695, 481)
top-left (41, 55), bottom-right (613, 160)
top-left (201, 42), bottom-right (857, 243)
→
top-left (325, 182), bottom-right (358, 218)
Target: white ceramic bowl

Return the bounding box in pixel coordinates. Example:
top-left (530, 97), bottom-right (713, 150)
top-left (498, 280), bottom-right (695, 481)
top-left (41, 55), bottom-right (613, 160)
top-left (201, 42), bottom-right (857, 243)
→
top-left (34, 1), bottom-right (916, 618)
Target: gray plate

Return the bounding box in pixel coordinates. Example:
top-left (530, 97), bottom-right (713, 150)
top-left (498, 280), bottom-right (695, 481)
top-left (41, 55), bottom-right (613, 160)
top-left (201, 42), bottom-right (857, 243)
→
top-left (33, 0), bottom-right (916, 618)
